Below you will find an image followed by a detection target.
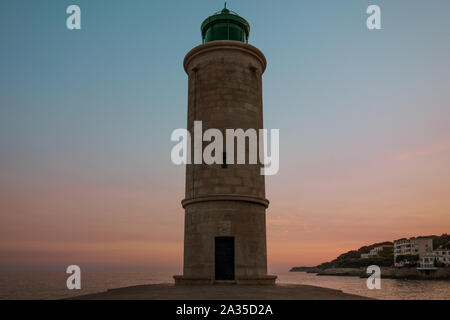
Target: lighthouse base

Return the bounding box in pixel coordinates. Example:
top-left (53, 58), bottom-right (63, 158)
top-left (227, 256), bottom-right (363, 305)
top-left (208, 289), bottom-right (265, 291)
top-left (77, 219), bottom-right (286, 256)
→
top-left (173, 275), bottom-right (277, 286)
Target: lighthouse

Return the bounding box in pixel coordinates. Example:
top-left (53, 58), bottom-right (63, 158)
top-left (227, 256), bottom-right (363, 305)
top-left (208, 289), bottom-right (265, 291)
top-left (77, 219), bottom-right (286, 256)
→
top-left (174, 5), bottom-right (276, 285)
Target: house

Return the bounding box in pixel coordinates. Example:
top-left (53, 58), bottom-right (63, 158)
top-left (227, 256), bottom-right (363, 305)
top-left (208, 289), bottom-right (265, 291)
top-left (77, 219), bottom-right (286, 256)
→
top-left (394, 237), bottom-right (433, 267)
top-left (360, 244), bottom-right (393, 259)
top-left (433, 248), bottom-right (450, 266)
top-left (417, 253), bottom-right (438, 270)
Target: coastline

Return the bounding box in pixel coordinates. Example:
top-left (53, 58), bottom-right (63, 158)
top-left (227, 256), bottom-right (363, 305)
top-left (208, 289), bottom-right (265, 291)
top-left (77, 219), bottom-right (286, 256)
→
top-left (290, 267), bottom-right (450, 280)
top-left (67, 283), bottom-right (372, 300)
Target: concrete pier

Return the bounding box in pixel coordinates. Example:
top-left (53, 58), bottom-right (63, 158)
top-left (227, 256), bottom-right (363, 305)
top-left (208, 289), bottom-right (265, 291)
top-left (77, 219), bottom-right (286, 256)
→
top-left (68, 283), bottom-right (372, 300)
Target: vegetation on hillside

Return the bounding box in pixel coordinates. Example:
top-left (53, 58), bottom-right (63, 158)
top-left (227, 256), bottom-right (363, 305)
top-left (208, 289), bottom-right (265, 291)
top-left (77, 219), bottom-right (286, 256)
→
top-left (291, 234), bottom-right (449, 270)
top-left (431, 234), bottom-right (450, 249)
top-left (316, 242), bottom-right (393, 269)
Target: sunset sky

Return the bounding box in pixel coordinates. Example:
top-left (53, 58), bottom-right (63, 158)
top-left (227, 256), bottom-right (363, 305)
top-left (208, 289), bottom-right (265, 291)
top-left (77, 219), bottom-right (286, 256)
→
top-left (1, 0), bottom-right (449, 273)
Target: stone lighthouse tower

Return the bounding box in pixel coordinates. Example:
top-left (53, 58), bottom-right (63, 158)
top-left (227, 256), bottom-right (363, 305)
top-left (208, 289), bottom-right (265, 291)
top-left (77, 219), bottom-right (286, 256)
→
top-left (174, 5), bottom-right (276, 285)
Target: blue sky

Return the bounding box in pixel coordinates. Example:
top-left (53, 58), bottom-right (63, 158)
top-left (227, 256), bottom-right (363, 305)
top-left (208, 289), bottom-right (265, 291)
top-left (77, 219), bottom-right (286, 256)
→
top-left (1, 0), bottom-right (449, 178)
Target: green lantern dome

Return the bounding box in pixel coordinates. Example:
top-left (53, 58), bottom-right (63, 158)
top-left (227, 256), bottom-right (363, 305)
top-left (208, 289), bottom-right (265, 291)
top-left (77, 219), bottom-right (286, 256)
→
top-left (201, 3), bottom-right (250, 43)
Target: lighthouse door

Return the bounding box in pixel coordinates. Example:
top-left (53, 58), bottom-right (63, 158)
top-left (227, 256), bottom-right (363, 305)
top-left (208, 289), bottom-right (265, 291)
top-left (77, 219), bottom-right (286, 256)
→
top-left (215, 237), bottom-right (235, 280)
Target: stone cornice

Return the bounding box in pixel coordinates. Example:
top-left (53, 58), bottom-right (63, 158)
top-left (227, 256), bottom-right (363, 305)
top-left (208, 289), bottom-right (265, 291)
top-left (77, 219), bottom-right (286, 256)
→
top-left (181, 194), bottom-right (269, 209)
top-left (183, 40), bottom-right (267, 74)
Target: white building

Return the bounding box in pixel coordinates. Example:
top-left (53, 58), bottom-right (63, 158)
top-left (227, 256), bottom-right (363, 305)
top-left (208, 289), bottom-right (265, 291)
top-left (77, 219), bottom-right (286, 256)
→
top-left (433, 249), bottom-right (450, 266)
top-left (360, 245), bottom-right (393, 259)
top-left (417, 253), bottom-right (438, 270)
top-left (417, 248), bottom-right (450, 269)
top-left (394, 237), bottom-right (433, 267)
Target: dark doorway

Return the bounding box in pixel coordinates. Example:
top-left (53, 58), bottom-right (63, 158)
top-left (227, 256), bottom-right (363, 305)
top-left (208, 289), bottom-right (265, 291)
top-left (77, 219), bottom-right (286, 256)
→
top-left (215, 237), bottom-right (235, 280)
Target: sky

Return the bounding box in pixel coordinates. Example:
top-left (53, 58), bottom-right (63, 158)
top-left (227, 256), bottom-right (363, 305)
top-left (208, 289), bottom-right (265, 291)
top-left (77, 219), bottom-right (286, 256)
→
top-left (0, 0), bottom-right (449, 273)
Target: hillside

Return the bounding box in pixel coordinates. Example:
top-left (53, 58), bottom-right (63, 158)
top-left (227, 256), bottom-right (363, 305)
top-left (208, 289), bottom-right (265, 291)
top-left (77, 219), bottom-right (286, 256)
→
top-left (290, 234), bottom-right (449, 271)
top-left (316, 241), bottom-right (394, 269)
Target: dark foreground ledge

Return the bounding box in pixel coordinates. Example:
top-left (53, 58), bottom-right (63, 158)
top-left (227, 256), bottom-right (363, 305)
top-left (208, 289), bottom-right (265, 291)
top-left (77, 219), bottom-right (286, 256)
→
top-left (67, 283), bottom-right (372, 300)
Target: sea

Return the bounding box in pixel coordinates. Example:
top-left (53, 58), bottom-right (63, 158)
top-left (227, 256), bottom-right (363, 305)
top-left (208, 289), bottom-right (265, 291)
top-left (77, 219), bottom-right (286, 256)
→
top-left (0, 271), bottom-right (448, 300)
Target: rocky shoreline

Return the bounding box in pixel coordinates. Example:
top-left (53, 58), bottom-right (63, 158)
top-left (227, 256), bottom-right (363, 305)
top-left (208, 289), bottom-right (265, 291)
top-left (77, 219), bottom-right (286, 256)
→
top-left (290, 267), bottom-right (450, 280)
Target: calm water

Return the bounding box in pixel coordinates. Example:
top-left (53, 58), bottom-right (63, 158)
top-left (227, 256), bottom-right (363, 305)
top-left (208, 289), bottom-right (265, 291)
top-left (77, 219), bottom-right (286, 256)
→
top-left (0, 271), bottom-right (448, 300)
